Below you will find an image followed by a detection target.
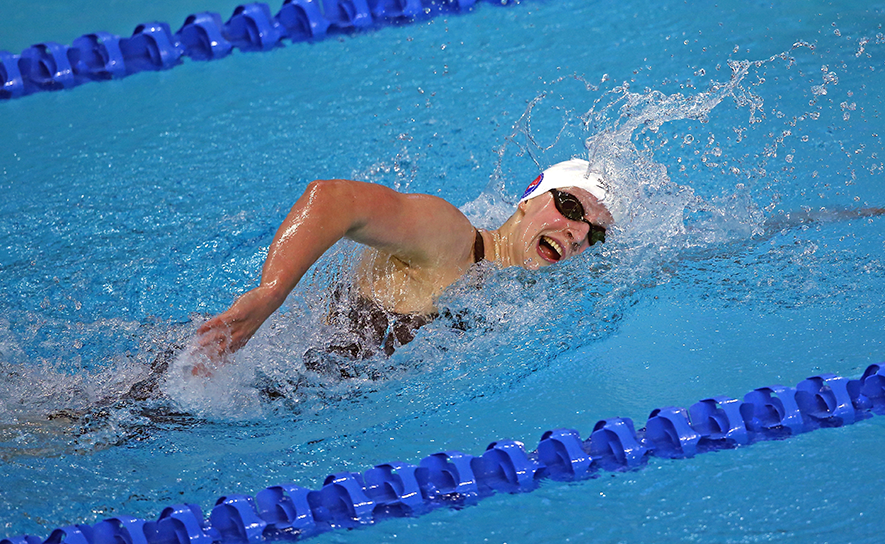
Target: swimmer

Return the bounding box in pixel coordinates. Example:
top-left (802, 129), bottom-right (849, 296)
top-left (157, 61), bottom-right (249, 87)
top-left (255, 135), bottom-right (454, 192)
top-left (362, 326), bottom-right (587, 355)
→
top-left (195, 159), bottom-right (615, 363)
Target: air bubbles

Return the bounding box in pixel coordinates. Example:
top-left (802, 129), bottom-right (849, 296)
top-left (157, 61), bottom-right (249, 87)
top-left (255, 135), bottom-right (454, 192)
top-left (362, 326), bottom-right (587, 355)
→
top-left (856, 37), bottom-right (870, 57)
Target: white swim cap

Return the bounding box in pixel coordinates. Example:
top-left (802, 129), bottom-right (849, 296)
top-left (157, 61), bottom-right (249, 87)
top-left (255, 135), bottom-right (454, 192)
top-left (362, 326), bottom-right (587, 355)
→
top-left (519, 158), bottom-right (609, 205)
top-left (518, 158), bottom-right (620, 223)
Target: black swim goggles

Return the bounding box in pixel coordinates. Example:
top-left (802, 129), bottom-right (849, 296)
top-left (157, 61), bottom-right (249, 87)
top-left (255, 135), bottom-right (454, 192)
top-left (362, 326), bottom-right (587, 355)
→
top-left (549, 188), bottom-right (607, 246)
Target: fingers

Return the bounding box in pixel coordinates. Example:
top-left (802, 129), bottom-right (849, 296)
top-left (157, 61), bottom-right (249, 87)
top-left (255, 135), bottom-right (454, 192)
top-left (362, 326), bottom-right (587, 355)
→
top-left (197, 312), bottom-right (230, 335)
top-left (190, 361), bottom-right (215, 378)
top-left (196, 320), bottom-right (214, 335)
top-left (194, 288), bottom-right (271, 361)
top-left (194, 312), bottom-right (257, 364)
top-left (198, 322), bottom-right (252, 351)
top-left (197, 325), bottom-right (228, 348)
top-left (193, 316), bottom-right (233, 366)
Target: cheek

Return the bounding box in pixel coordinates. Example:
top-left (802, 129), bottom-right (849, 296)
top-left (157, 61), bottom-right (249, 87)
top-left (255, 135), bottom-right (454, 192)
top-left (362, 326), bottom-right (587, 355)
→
top-left (519, 237), bottom-right (545, 270)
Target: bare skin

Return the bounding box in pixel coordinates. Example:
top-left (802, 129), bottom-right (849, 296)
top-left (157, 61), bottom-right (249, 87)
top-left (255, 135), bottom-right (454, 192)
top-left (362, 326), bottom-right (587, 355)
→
top-left (195, 178), bottom-right (613, 363)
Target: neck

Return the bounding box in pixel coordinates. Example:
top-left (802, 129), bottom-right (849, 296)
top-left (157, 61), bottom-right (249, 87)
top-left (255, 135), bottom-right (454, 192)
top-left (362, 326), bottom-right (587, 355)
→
top-left (485, 213), bottom-right (523, 268)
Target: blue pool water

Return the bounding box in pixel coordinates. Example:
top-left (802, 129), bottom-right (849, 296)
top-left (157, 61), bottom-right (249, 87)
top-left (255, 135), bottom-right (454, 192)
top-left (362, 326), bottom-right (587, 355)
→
top-left (2, 0), bottom-right (885, 542)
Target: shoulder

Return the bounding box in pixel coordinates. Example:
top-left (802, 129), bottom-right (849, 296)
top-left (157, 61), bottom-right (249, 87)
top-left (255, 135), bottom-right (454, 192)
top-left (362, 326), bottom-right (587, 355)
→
top-left (381, 191), bottom-right (477, 267)
top-left (323, 179), bottom-right (475, 267)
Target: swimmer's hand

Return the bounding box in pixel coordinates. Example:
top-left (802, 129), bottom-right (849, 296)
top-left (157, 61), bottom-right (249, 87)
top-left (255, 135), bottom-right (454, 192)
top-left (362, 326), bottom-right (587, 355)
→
top-left (195, 286), bottom-right (283, 363)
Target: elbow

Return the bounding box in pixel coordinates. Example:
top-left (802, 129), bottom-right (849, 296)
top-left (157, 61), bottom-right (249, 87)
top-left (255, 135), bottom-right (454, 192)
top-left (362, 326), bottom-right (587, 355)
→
top-left (302, 178), bottom-right (354, 203)
top-left (298, 179), bottom-right (366, 232)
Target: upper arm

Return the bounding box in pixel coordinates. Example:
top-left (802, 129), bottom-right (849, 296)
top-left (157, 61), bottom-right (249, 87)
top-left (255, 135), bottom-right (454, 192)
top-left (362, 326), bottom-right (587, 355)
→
top-left (337, 180), bottom-right (476, 266)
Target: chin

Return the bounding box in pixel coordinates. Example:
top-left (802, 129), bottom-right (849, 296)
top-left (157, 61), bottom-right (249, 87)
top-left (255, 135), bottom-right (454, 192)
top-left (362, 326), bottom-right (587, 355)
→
top-left (522, 257), bottom-right (542, 271)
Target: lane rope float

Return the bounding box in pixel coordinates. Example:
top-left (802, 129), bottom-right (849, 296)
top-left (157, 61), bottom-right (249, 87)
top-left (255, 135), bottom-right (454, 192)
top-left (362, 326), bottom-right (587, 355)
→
top-left (3, 363), bottom-right (884, 543)
top-left (0, 0), bottom-right (512, 101)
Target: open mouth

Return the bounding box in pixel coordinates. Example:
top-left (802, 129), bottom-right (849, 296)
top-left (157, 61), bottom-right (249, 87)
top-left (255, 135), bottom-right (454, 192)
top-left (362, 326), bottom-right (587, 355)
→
top-left (538, 235), bottom-right (564, 263)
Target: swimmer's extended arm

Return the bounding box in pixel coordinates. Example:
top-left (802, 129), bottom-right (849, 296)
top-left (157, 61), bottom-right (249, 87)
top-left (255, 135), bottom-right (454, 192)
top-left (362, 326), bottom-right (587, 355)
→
top-left (762, 206), bottom-right (885, 232)
top-left (196, 179), bottom-right (474, 359)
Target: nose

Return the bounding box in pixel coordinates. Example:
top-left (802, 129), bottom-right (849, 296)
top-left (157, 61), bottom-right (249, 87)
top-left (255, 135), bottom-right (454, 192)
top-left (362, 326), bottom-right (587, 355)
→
top-left (565, 221), bottom-right (591, 251)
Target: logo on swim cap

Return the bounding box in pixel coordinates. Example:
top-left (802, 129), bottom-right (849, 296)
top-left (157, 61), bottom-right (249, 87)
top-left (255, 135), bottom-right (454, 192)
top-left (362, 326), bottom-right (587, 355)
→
top-left (521, 174), bottom-right (544, 200)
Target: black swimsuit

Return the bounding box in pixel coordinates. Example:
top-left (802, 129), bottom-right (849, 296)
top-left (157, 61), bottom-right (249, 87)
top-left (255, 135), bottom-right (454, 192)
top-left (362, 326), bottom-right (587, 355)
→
top-left (323, 229), bottom-right (486, 360)
top-left (473, 228), bottom-right (485, 264)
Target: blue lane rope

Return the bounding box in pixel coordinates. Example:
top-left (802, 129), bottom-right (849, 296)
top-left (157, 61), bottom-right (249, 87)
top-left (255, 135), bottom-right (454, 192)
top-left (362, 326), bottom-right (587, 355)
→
top-left (0, 0), bottom-right (507, 101)
top-left (3, 363), bottom-right (884, 543)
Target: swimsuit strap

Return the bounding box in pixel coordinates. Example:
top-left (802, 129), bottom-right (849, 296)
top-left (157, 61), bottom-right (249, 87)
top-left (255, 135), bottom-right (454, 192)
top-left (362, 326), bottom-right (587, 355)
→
top-left (473, 228), bottom-right (485, 263)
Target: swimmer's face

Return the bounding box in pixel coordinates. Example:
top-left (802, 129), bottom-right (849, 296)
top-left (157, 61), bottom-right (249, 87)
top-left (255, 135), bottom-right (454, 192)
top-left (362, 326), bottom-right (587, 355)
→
top-left (515, 187), bottom-right (613, 270)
